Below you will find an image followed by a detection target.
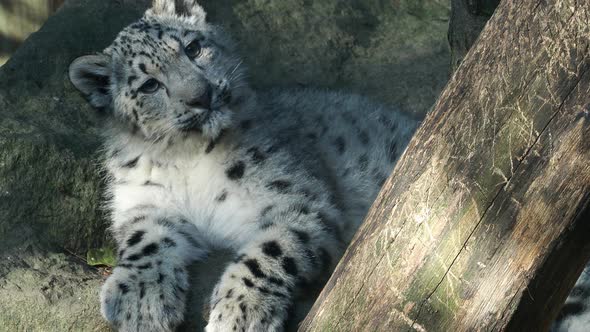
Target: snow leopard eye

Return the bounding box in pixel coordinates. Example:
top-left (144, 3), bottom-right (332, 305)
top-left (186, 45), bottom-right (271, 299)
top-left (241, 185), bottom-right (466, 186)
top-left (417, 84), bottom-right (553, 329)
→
top-left (185, 39), bottom-right (202, 59)
top-left (139, 78), bottom-right (160, 94)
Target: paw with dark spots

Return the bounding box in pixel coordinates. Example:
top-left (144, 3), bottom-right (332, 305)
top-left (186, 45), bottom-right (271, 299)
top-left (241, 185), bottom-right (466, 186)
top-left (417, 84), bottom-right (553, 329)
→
top-left (261, 241), bottom-right (282, 258)
top-left (243, 259), bottom-right (266, 279)
top-left (118, 283), bottom-right (130, 294)
top-left (206, 263), bottom-right (290, 332)
top-left (291, 229), bottom-right (310, 244)
top-left (126, 230), bottom-right (145, 247)
top-left (267, 276), bottom-right (284, 286)
top-left (142, 242), bottom-right (159, 256)
top-left (136, 262), bottom-right (152, 270)
top-left (100, 261), bottom-right (189, 332)
top-left (281, 257), bottom-right (298, 276)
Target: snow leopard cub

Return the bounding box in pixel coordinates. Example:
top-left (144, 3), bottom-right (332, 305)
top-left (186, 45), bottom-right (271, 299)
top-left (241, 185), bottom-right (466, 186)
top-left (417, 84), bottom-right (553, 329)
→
top-left (69, 0), bottom-right (419, 331)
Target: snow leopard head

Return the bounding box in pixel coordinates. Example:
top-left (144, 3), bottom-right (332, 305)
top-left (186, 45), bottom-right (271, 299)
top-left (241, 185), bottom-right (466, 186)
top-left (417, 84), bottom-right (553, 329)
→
top-left (69, 0), bottom-right (248, 141)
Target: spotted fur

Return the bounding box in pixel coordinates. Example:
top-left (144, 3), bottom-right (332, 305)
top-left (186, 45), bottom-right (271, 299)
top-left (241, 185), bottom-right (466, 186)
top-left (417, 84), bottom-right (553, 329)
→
top-left (69, 1), bottom-right (419, 331)
top-left (552, 265), bottom-right (590, 332)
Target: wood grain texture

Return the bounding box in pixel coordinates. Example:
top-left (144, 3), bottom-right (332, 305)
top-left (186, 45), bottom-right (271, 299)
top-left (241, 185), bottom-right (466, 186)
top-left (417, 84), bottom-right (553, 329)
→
top-left (300, 0), bottom-right (590, 331)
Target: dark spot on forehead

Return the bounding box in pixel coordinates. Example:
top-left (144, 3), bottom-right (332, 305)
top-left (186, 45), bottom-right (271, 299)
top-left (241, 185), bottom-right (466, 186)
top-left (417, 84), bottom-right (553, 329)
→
top-left (128, 75), bottom-right (137, 85)
top-left (170, 35), bottom-right (182, 45)
top-left (139, 63), bottom-right (148, 74)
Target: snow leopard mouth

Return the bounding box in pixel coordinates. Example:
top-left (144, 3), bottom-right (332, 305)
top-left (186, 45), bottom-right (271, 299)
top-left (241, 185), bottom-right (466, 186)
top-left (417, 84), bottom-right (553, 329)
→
top-left (179, 92), bottom-right (232, 132)
top-left (179, 108), bottom-right (221, 132)
top-left (175, 84), bottom-right (237, 138)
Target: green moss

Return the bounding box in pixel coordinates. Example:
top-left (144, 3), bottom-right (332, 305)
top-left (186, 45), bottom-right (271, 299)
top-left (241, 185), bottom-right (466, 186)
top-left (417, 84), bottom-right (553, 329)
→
top-left (87, 246), bottom-right (117, 267)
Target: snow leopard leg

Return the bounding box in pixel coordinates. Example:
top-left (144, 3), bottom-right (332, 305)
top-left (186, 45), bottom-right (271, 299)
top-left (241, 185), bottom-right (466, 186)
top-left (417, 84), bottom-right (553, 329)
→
top-left (100, 206), bottom-right (207, 332)
top-left (205, 209), bottom-right (341, 332)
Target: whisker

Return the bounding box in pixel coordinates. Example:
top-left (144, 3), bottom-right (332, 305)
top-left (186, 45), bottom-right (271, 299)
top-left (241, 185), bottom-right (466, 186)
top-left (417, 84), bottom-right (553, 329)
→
top-left (229, 59), bottom-right (243, 77)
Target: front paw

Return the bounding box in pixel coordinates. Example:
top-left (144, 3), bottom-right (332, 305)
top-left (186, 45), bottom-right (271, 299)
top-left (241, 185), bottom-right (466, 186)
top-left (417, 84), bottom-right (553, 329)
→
top-left (205, 274), bottom-right (290, 332)
top-left (100, 264), bottom-right (189, 332)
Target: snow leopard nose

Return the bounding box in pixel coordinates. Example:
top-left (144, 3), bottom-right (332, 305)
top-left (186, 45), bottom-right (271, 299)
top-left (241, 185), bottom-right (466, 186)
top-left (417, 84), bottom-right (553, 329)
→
top-left (184, 85), bottom-right (212, 110)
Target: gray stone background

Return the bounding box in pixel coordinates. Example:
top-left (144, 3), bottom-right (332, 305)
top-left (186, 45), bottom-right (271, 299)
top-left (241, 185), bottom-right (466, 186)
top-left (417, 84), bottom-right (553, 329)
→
top-left (0, 0), bottom-right (451, 330)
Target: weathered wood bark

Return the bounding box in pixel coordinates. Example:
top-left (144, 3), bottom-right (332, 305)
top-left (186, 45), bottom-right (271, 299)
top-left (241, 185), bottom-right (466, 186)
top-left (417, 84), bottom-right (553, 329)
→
top-left (300, 0), bottom-right (590, 331)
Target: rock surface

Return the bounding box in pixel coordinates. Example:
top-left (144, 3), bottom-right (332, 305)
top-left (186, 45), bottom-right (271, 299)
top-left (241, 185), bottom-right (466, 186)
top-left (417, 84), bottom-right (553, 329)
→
top-left (0, 0), bottom-right (450, 330)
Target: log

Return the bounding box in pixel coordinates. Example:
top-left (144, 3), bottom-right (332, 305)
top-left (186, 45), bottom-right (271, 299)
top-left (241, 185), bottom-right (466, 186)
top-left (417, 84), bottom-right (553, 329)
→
top-left (300, 0), bottom-right (590, 331)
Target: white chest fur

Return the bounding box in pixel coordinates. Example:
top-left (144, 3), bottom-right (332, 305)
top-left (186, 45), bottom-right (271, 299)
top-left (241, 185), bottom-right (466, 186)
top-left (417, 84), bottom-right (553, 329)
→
top-left (108, 147), bottom-right (266, 250)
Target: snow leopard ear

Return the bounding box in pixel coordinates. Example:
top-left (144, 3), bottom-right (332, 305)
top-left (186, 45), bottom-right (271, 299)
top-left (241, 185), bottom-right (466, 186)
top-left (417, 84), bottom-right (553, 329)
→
top-left (69, 54), bottom-right (112, 109)
top-left (147, 0), bottom-right (206, 22)
top-left (148, 0), bottom-right (176, 16)
top-left (177, 0), bottom-right (207, 21)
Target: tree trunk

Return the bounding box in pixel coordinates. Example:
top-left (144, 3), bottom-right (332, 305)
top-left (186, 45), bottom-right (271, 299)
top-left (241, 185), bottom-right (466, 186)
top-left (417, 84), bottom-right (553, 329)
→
top-left (300, 0), bottom-right (590, 331)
